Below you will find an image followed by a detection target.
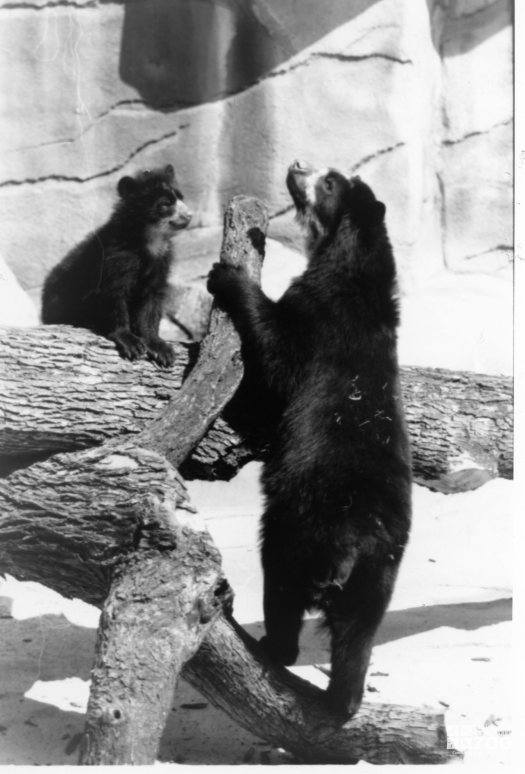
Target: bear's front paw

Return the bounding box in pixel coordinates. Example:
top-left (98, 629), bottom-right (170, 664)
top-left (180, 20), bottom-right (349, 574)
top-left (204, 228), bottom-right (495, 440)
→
top-left (110, 329), bottom-right (147, 361)
top-left (147, 338), bottom-right (175, 368)
top-left (207, 262), bottom-right (244, 307)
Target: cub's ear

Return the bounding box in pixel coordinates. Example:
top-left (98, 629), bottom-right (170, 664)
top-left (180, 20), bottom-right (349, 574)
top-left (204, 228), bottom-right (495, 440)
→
top-left (117, 176), bottom-right (137, 199)
top-left (164, 163), bottom-right (175, 180)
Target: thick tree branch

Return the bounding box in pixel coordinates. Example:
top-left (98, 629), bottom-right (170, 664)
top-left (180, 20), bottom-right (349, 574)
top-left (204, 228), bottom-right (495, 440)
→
top-left (185, 616), bottom-right (455, 764)
top-left (133, 196), bottom-right (268, 466)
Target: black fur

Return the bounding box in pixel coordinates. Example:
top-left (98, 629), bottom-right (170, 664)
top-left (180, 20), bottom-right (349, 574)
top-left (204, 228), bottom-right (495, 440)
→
top-left (41, 164), bottom-right (192, 366)
top-left (207, 161), bottom-right (412, 718)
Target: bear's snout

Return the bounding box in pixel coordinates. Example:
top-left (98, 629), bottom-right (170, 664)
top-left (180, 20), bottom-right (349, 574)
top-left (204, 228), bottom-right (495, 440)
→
top-left (289, 159), bottom-right (312, 174)
top-left (171, 201), bottom-right (192, 230)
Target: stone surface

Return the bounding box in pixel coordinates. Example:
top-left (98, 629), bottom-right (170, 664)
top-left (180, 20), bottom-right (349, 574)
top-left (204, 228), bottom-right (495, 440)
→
top-left (0, 0), bottom-right (513, 336)
top-left (0, 253), bottom-right (38, 327)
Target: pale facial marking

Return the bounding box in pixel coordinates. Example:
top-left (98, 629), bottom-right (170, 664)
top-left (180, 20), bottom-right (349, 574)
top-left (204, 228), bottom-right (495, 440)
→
top-left (305, 167), bottom-right (329, 205)
top-left (173, 199), bottom-right (192, 227)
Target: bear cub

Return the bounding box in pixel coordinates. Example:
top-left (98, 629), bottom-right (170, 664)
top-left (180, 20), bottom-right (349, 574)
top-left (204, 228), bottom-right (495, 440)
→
top-left (42, 164), bottom-right (191, 367)
top-left (207, 160), bottom-right (412, 717)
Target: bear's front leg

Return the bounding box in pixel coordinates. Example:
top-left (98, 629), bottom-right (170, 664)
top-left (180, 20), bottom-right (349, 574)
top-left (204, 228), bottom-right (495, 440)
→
top-left (207, 263), bottom-right (254, 317)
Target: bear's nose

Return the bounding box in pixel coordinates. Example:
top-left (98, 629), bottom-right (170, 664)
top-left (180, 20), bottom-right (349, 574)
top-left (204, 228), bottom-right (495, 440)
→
top-left (290, 159), bottom-right (311, 173)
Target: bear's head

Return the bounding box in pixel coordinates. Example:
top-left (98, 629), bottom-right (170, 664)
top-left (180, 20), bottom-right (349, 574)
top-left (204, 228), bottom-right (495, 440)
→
top-left (116, 164), bottom-right (192, 232)
top-left (286, 161), bottom-right (386, 256)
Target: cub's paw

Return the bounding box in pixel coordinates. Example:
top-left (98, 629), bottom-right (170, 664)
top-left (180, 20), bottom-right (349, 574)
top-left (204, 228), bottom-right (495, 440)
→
top-left (207, 262), bottom-right (244, 305)
top-left (147, 338), bottom-right (175, 368)
top-left (110, 329), bottom-right (147, 361)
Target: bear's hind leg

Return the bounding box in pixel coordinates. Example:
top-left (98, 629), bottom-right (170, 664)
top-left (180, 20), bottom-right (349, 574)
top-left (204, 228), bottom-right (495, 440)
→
top-left (324, 562), bottom-right (399, 717)
top-left (260, 571), bottom-right (305, 666)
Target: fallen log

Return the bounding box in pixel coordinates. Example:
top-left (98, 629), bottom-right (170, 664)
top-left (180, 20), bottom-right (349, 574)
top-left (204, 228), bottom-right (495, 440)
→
top-left (0, 328), bottom-right (513, 486)
top-left (185, 616), bottom-right (455, 764)
top-left (0, 444), bottom-right (231, 764)
top-left (0, 445), bottom-right (455, 765)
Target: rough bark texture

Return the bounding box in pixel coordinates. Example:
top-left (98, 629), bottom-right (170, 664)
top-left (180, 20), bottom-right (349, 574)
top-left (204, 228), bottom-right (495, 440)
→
top-left (0, 443), bottom-right (191, 603)
top-left (80, 505), bottom-right (232, 765)
top-left (0, 326), bottom-right (513, 486)
top-left (184, 616), bottom-right (454, 764)
top-left (0, 443), bottom-right (230, 764)
top-left (402, 365), bottom-right (513, 485)
top-left (0, 440), bottom-right (455, 765)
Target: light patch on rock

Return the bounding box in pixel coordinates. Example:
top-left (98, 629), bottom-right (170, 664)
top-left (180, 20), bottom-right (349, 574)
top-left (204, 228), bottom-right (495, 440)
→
top-left (0, 253), bottom-right (38, 327)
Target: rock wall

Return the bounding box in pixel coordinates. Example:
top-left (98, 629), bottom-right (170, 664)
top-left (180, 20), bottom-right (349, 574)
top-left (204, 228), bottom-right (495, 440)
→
top-left (0, 0), bottom-right (513, 323)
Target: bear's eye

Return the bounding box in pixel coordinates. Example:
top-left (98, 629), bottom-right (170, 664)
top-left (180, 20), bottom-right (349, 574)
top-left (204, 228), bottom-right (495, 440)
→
top-left (158, 197), bottom-right (175, 212)
top-left (324, 178), bottom-right (334, 193)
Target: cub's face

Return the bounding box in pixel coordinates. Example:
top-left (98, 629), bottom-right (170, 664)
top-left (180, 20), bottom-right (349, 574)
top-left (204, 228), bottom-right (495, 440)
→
top-left (286, 161), bottom-right (385, 250)
top-left (117, 164), bottom-right (192, 235)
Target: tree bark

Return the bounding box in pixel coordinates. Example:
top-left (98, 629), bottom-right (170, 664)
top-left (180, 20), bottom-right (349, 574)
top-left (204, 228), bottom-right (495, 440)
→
top-left (401, 365), bottom-right (512, 487)
top-left (133, 195), bottom-right (268, 467)
top-left (0, 326), bottom-right (513, 485)
top-left (0, 442), bottom-right (230, 764)
top-left (185, 616), bottom-right (455, 764)
top-left (79, 195), bottom-right (267, 763)
top-left (0, 447), bottom-right (455, 764)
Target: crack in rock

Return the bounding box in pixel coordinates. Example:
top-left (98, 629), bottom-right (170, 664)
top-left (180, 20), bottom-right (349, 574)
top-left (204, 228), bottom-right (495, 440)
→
top-left (0, 1), bottom-right (123, 11)
top-left (444, 0), bottom-right (507, 21)
top-left (349, 142), bottom-right (406, 174)
top-left (464, 245), bottom-right (513, 261)
top-left (11, 100), bottom-right (163, 154)
top-left (442, 118), bottom-right (512, 147)
top-left (266, 49), bottom-right (413, 81)
top-left (435, 171), bottom-right (448, 271)
top-left (312, 51), bottom-right (413, 66)
top-left (0, 127), bottom-right (185, 188)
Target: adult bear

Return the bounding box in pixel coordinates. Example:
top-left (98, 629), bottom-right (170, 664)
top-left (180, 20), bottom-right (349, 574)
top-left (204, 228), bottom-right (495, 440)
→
top-left (207, 161), bottom-right (412, 717)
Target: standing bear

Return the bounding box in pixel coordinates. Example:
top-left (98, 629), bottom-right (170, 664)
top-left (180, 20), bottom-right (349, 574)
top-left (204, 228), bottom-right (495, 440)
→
top-left (207, 161), bottom-right (412, 717)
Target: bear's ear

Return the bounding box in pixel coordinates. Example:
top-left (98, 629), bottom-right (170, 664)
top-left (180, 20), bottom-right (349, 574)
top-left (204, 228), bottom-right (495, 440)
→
top-left (164, 164), bottom-right (175, 181)
top-left (117, 176), bottom-right (137, 199)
